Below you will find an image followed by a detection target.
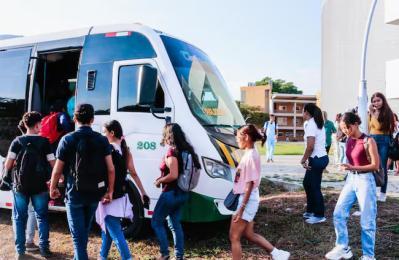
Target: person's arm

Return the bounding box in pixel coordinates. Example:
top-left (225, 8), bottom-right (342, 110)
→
top-left (233, 181), bottom-right (254, 222)
top-left (301, 136), bottom-right (315, 167)
top-left (4, 158), bottom-right (15, 171)
top-left (127, 151), bottom-right (147, 197)
top-left (102, 155), bottom-right (115, 203)
top-left (49, 159), bottom-right (64, 199)
top-left (156, 156), bottom-right (179, 185)
top-left (331, 122), bottom-right (337, 133)
top-left (342, 138), bottom-right (380, 172)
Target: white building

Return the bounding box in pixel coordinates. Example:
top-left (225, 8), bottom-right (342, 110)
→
top-left (322, 0), bottom-right (399, 118)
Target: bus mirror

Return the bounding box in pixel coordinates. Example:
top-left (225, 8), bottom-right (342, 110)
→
top-left (137, 65), bottom-right (158, 106)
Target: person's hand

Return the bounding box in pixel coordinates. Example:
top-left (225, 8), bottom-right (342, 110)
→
top-left (369, 104), bottom-right (375, 114)
top-left (154, 180), bottom-right (161, 188)
top-left (301, 159), bottom-right (311, 170)
top-left (101, 190), bottom-right (113, 204)
top-left (50, 187), bottom-right (61, 199)
top-left (340, 163), bottom-right (353, 171)
top-left (233, 207), bottom-right (244, 223)
top-left (142, 194), bottom-right (150, 209)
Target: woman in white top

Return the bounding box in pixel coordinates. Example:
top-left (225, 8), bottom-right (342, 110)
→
top-left (301, 103), bottom-right (329, 224)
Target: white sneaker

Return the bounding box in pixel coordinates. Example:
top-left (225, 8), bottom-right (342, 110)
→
top-left (271, 249), bottom-right (290, 260)
top-left (325, 246), bottom-right (353, 260)
top-left (305, 216), bottom-right (326, 224)
top-left (352, 211), bottom-right (361, 217)
top-left (378, 193), bottom-right (387, 202)
top-left (303, 212), bottom-right (314, 219)
top-left (359, 256), bottom-right (376, 260)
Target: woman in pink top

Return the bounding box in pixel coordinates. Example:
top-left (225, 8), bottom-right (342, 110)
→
top-left (230, 124), bottom-right (290, 260)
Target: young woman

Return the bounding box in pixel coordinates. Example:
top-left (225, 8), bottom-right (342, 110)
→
top-left (325, 112), bottom-right (379, 260)
top-left (230, 124), bottom-right (290, 260)
top-left (387, 113), bottom-right (399, 176)
top-left (151, 123), bottom-right (201, 260)
top-left (96, 120), bottom-right (148, 260)
top-left (369, 92), bottom-right (395, 202)
top-left (301, 103), bottom-right (329, 224)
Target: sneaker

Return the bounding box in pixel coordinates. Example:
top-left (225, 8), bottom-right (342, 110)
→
top-left (271, 248), bottom-right (290, 260)
top-left (15, 253), bottom-right (26, 260)
top-left (305, 216), bottom-right (326, 224)
top-left (267, 159), bottom-right (271, 163)
top-left (378, 193), bottom-right (387, 202)
top-left (271, 159), bottom-right (274, 162)
top-left (25, 242), bottom-right (39, 252)
top-left (359, 256), bottom-right (376, 260)
top-left (352, 211), bottom-right (362, 217)
top-left (325, 246), bottom-right (353, 260)
top-left (40, 248), bottom-right (53, 258)
top-left (303, 212), bottom-right (314, 219)
top-left (324, 169), bottom-right (330, 173)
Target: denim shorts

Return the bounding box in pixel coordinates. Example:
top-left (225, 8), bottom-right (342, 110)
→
top-left (235, 188), bottom-right (259, 222)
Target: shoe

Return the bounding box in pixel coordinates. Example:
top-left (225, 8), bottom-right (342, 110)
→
top-left (15, 253), bottom-right (26, 260)
top-left (40, 248), bottom-right (53, 258)
top-left (271, 248), bottom-right (290, 260)
top-left (352, 211), bottom-right (361, 217)
top-left (303, 212), bottom-right (314, 219)
top-left (324, 169), bottom-right (330, 173)
top-left (359, 256), bottom-right (376, 260)
top-left (271, 159), bottom-right (274, 162)
top-left (305, 216), bottom-right (326, 224)
top-left (157, 256), bottom-right (170, 260)
top-left (325, 246), bottom-right (353, 260)
top-left (378, 193), bottom-right (387, 202)
top-left (25, 242), bottom-right (39, 252)
top-left (267, 159), bottom-right (271, 163)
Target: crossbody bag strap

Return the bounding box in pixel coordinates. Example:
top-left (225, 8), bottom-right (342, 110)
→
top-left (363, 136), bottom-right (372, 163)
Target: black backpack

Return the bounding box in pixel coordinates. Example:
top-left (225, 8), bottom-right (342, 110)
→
top-left (13, 138), bottom-right (49, 195)
top-left (111, 147), bottom-right (128, 200)
top-left (72, 133), bottom-right (108, 201)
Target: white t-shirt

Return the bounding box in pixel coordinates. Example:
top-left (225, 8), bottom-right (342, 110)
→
top-left (263, 121), bottom-right (278, 138)
top-left (304, 118), bottom-right (327, 158)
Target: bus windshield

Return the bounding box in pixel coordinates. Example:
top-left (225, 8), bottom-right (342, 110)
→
top-left (161, 35), bottom-right (245, 127)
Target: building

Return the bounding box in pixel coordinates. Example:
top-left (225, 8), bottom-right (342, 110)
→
top-left (270, 93), bottom-right (317, 141)
top-left (240, 84), bottom-right (272, 113)
top-left (322, 0), bottom-right (399, 120)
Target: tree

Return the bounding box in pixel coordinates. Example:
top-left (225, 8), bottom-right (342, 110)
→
top-left (255, 77), bottom-right (303, 94)
top-left (236, 102), bottom-right (268, 128)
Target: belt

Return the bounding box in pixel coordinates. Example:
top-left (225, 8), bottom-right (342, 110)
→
top-left (349, 170), bottom-right (369, 174)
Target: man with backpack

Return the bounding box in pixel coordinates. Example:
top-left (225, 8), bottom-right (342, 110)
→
top-left (263, 114), bottom-right (279, 163)
top-left (49, 103), bottom-right (115, 260)
top-left (4, 112), bottom-right (55, 259)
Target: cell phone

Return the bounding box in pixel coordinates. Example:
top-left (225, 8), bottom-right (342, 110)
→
top-left (143, 195), bottom-right (150, 209)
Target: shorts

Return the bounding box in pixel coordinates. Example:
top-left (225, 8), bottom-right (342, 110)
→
top-left (235, 188), bottom-right (259, 222)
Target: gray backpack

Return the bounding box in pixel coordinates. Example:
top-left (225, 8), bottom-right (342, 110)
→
top-left (178, 151), bottom-right (200, 192)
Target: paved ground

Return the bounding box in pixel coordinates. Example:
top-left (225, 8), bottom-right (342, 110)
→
top-left (262, 155), bottom-right (399, 196)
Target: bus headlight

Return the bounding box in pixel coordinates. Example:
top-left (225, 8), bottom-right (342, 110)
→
top-left (202, 157), bottom-right (233, 181)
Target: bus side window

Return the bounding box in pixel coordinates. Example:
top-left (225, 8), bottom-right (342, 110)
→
top-left (153, 81), bottom-right (165, 109)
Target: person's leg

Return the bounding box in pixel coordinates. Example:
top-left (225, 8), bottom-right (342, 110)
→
top-left (372, 135), bottom-right (389, 194)
top-left (12, 192), bottom-right (29, 255)
top-left (83, 202), bottom-right (98, 244)
top-left (243, 221), bottom-right (274, 252)
top-left (167, 192), bottom-right (188, 259)
top-left (333, 174), bottom-right (357, 248)
top-left (269, 139), bottom-right (276, 161)
top-left (26, 201), bottom-right (37, 244)
top-left (99, 229), bottom-right (112, 260)
top-left (310, 156), bottom-right (329, 217)
top-left (151, 192), bottom-right (173, 258)
top-left (266, 139), bottom-right (272, 161)
top-left (355, 174), bottom-right (377, 257)
top-left (66, 201), bottom-right (90, 260)
top-left (103, 216), bottom-right (132, 260)
top-left (326, 145), bottom-right (331, 154)
top-left (229, 217), bottom-right (248, 260)
top-left (303, 167), bottom-right (313, 214)
top-left (31, 192), bottom-right (50, 252)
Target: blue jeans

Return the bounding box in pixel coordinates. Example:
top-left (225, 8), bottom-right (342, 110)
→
top-left (100, 215), bottom-right (132, 260)
top-left (338, 142), bottom-right (347, 164)
top-left (151, 189), bottom-right (188, 258)
top-left (66, 201), bottom-right (98, 260)
top-left (333, 172), bottom-right (377, 257)
top-left (303, 155), bottom-right (329, 217)
top-left (266, 138), bottom-right (276, 160)
top-left (11, 202), bottom-right (37, 244)
top-left (12, 191), bottom-right (49, 254)
top-left (370, 134), bottom-right (390, 193)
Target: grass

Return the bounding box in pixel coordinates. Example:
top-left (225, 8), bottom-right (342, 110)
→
top-left (257, 141), bottom-right (304, 156)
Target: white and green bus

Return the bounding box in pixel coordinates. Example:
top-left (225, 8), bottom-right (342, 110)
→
top-left (0, 24), bottom-right (245, 237)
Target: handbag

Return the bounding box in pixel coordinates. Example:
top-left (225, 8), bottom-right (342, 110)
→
top-left (0, 167), bottom-right (12, 191)
top-left (363, 136), bottom-right (385, 187)
top-left (224, 189), bottom-right (240, 211)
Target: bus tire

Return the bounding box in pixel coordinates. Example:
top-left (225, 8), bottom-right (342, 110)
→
top-left (122, 180), bottom-right (146, 239)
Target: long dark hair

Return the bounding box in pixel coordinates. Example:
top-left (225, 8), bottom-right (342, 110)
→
top-left (371, 92), bottom-right (395, 133)
top-left (161, 123), bottom-right (201, 169)
top-left (104, 120), bottom-right (129, 163)
top-left (341, 112), bottom-right (362, 127)
top-left (304, 103), bottom-right (324, 129)
top-left (238, 124), bottom-right (266, 146)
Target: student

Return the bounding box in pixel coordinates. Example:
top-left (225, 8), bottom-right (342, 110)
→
top-left (301, 103), bottom-right (329, 224)
top-left (151, 123), bottom-right (200, 260)
top-left (368, 92), bottom-right (395, 202)
top-left (263, 114), bottom-right (278, 163)
top-left (49, 103), bottom-right (115, 260)
top-left (335, 113), bottom-right (348, 165)
top-left (387, 113), bottom-right (399, 175)
top-left (230, 124), bottom-right (290, 260)
top-left (4, 112), bottom-right (55, 258)
top-left (96, 120), bottom-right (149, 260)
top-left (325, 112), bottom-right (379, 260)
top-left (323, 111), bottom-right (337, 154)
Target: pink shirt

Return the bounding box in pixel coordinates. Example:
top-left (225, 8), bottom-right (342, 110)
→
top-left (233, 148), bottom-right (261, 194)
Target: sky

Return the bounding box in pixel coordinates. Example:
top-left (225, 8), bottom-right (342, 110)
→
top-left (0, 0), bottom-right (322, 100)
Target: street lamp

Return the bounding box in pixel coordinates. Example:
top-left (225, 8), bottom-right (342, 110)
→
top-left (358, 0), bottom-right (378, 133)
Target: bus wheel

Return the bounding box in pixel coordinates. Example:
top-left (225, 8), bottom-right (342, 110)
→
top-left (121, 180), bottom-right (146, 239)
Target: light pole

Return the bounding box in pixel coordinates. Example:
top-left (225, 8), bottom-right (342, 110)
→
top-left (358, 0), bottom-right (378, 133)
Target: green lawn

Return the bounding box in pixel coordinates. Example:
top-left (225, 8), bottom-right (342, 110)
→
top-left (257, 141), bottom-right (304, 155)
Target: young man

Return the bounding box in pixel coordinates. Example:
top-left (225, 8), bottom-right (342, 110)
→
top-left (323, 111), bottom-right (337, 154)
top-left (4, 112), bottom-right (55, 259)
top-left (263, 114), bottom-right (278, 163)
top-left (49, 103), bottom-right (115, 260)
